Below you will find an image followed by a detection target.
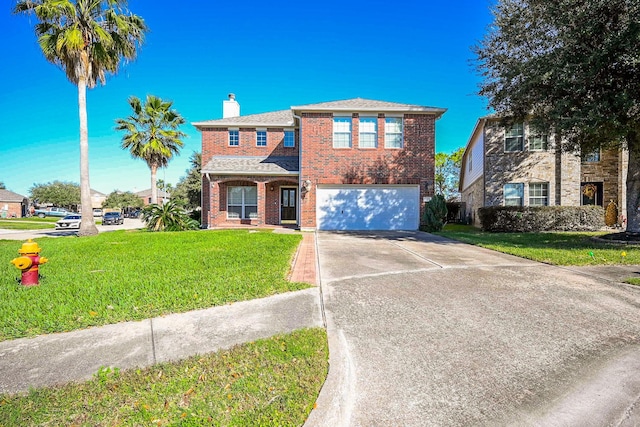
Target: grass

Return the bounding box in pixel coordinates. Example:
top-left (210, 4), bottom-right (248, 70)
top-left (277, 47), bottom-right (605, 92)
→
top-left (437, 224), bottom-right (640, 266)
top-left (0, 328), bottom-right (328, 426)
top-left (0, 230), bottom-right (307, 341)
top-left (0, 218), bottom-right (56, 230)
top-left (624, 278), bottom-right (640, 286)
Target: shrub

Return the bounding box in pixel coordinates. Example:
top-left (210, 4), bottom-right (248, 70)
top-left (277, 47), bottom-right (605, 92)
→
top-left (142, 201), bottom-right (200, 231)
top-left (605, 200), bottom-right (618, 227)
top-left (478, 206), bottom-right (605, 232)
top-left (422, 194), bottom-right (448, 232)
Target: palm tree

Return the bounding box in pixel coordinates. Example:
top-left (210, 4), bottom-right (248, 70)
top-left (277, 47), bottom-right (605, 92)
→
top-left (116, 95), bottom-right (186, 204)
top-left (14, 0), bottom-right (147, 236)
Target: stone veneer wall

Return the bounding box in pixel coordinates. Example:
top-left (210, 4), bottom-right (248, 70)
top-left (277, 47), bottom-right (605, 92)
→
top-left (581, 148), bottom-right (622, 207)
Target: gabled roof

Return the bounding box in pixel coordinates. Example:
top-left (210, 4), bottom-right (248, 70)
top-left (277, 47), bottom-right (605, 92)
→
top-left (192, 110), bottom-right (294, 129)
top-left (202, 156), bottom-right (299, 176)
top-left (291, 98), bottom-right (447, 118)
top-left (0, 189), bottom-right (27, 202)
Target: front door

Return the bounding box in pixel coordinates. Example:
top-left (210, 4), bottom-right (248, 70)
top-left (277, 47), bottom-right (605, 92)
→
top-left (281, 188), bottom-right (297, 223)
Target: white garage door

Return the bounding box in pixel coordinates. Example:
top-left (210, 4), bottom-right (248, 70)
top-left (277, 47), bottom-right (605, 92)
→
top-left (316, 185), bottom-right (420, 231)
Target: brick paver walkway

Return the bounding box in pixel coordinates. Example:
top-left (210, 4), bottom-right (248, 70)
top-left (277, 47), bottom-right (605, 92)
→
top-left (290, 232), bottom-right (317, 285)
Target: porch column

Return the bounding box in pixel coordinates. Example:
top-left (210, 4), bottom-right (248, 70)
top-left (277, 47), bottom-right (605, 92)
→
top-left (257, 182), bottom-right (266, 226)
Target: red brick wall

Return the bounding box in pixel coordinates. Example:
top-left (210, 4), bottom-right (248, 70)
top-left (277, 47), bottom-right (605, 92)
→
top-left (1, 202), bottom-right (24, 218)
top-left (299, 113), bottom-right (436, 228)
top-left (203, 176), bottom-right (297, 228)
top-left (202, 127), bottom-right (298, 160)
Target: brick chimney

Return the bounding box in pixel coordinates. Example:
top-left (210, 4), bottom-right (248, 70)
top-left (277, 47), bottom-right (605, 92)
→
top-left (223, 93), bottom-right (240, 118)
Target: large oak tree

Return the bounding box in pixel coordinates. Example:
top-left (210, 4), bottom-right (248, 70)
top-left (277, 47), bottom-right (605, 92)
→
top-left (475, 0), bottom-right (640, 232)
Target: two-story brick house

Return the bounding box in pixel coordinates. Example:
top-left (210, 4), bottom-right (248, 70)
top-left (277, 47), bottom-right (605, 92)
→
top-left (459, 116), bottom-right (628, 225)
top-left (194, 95), bottom-right (446, 231)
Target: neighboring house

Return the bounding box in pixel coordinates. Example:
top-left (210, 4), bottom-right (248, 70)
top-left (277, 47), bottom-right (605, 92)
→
top-left (459, 117), bottom-right (627, 226)
top-left (135, 189), bottom-right (171, 205)
top-left (0, 189), bottom-right (29, 218)
top-left (194, 94), bottom-right (446, 231)
top-left (91, 189), bottom-right (107, 209)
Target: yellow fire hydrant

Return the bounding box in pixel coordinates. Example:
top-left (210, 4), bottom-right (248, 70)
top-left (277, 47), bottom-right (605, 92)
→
top-left (11, 239), bottom-right (48, 286)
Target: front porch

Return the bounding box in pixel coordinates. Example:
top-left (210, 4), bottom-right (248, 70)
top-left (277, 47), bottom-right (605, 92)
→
top-left (203, 177), bottom-right (301, 229)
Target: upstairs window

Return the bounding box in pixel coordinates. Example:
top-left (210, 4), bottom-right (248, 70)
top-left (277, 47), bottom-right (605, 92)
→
top-left (333, 117), bottom-right (352, 148)
top-left (504, 183), bottom-right (524, 206)
top-left (582, 149), bottom-right (601, 162)
top-left (529, 126), bottom-right (548, 151)
top-left (385, 117), bottom-right (403, 149)
top-left (505, 123), bottom-right (524, 151)
top-left (256, 130), bottom-right (267, 147)
top-left (529, 183), bottom-right (549, 206)
top-left (359, 117), bottom-right (377, 148)
top-left (284, 130), bottom-right (295, 147)
top-left (229, 130), bottom-right (239, 146)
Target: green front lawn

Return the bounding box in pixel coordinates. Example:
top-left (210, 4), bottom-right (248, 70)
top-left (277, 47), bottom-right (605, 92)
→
top-left (437, 224), bottom-right (639, 266)
top-left (0, 219), bottom-right (56, 230)
top-left (0, 328), bottom-right (328, 426)
top-left (0, 230), bottom-right (307, 341)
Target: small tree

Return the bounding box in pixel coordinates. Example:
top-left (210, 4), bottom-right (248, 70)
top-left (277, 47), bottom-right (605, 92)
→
top-left (172, 152), bottom-right (202, 210)
top-left (141, 201), bottom-right (199, 232)
top-left (435, 147), bottom-right (464, 201)
top-left (605, 200), bottom-right (619, 227)
top-left (422, 194), bottom-right (448, 232)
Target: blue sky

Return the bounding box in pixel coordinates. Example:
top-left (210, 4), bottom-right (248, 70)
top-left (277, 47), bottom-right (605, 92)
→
top-left (2, 0), bottom-right (494, 197)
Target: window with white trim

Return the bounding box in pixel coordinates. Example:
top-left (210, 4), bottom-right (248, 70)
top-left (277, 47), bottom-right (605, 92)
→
top-left (582, 149), bottom-right (601, 162)
top-left (529, 126), bottom-right (548, 150)
top-left (229, 130), bottom-right (239, 146)
top-left (504, 183), bottom-right (524, 206)
top-left (283, 130), bottom-right (295, 147)
top-left (385, 117), bottom-right (403, 148)
top-left (256, 130), bottom-right (267, 147)
top-left (359, 117), bottom-right (377, 148)
top-left (333, 117), bottom-right (352, 148)
top-left (529, 183), bottom-right (549, 206)
top-left (227, 186), bottom-right (257, 219)
top-left (505, 123), bottom-right (524, 151)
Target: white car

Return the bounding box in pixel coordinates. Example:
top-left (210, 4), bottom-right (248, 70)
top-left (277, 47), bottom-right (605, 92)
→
top-left (55, 214), bottom-right (82, 230)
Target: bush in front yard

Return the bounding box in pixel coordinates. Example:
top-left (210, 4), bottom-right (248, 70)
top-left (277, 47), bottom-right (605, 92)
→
top-left (478, 206), bottom-right (605, 232)
top-left (422, 194), bottom-right (448, 232)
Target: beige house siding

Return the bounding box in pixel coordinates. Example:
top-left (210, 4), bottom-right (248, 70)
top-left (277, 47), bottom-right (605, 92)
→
top-left (460, 118), bottom-right (627, 226)
top-left (461, 175), bottom-right (484, 226)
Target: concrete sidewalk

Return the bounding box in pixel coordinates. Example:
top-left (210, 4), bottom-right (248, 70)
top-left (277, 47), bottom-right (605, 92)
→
top-left (0, 230), bottom-right (321, 395)
top-left (0, 288), bottom-right (323, 394)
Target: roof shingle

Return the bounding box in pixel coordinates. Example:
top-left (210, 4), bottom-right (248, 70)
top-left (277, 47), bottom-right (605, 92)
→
top-left (202, 156), bottom-right (299, 176)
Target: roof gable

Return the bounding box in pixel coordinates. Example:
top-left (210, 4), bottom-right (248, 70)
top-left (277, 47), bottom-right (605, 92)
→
top-left (0, 189), bottom-right (27, 202)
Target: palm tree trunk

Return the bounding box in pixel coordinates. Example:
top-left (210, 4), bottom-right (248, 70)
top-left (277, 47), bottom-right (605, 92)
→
top-left (150, 164), bottom-right (158, 205)
top-left (77, 76), bottom-right (98, 236)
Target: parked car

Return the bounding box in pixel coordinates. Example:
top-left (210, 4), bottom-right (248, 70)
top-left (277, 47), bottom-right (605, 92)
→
top-left (55, 214), bottom-right (81, 230)
top-left (35, 207), bottom-right (74, 218)
top-left (102, 211), bottom-right (124, 225)
top-left (93, 208), bottom-right (103, 217)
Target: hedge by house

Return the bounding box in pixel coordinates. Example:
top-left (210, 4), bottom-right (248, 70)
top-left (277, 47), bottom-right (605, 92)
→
top-left (478, 206), bottom-right (605, 232)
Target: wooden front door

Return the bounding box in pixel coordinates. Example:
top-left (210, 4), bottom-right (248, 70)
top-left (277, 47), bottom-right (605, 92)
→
top-left (280, 188), bottom-right (297, 222)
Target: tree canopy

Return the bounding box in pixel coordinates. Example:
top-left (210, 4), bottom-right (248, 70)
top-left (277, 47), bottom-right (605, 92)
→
top-left (30, 181), bottom-right (80, 209)
top-left (171, 152), bottom-right (202, 210)
top-left (435, 147), bottom-right (464, 201)
top-left (102, 191), bottom-right (143, 210)
top-left (475, 0), bottom-right (640, 232)
top-left (116, 95), bottom-right (186, 205)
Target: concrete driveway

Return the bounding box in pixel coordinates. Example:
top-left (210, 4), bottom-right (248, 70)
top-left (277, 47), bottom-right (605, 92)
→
top-left (307, 231), bottom-right (640, 426)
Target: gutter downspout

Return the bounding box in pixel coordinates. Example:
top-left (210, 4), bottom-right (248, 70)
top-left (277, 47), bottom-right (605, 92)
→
top-left (293, 113), bottom-right (302, 230)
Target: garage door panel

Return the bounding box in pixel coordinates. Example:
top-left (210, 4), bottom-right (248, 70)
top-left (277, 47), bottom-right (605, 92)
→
top-left (316, 186), bottom-right (419, 231)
